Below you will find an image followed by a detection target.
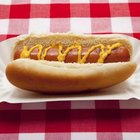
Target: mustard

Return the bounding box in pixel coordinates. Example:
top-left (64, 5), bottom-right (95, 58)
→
top-left (20, 42), bottom-right (122, 63)
top-left (97, 43), bottom-right (121, 63)
top-left (20, 44), bottom-right (43, 59)
top-left (41, 46), bottom-right (52, 60)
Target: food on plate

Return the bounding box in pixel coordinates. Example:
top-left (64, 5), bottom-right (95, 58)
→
top-left (5, 33), bottom-right (137, 93)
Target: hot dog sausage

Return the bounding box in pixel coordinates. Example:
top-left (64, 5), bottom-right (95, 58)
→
top-left (14, 46), bottom-right (130, 63)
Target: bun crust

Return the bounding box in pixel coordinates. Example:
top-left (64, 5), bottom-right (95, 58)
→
top-left (6, 59), bottom-right (136, 93)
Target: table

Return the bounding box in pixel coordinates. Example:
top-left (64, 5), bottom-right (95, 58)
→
top-left (0, 0), bottom-right (140, 140)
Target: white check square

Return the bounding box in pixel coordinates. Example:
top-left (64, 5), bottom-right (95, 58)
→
top-left (109, 0), bottom-right (128, 3)
top-left (70, 0), bottom-right (90, 3)
top-left (123, 132), bottom-right (140, 140)
top-left (0, 19), bottom-right (9, 34)
top-left (71, 101), bottom-right (95, 109)
top-left (70, 18), bottom-right (91, 33)
top-left (71, 132), bottom-right (96, 140)
top-left (22, 103), bottom-right (46, 110)
top-left (119, 99), bottom-right (140, 109)
top-left (19, 133), bottom-right (45, 140)
top-left (29, 18), bottom-right (50, 34)
top-left (31, 0), bottom-right (50, 4)
top-left (111, 17), bottom-right (132, 33)
top-left (0, 0), bottom-right (11, 4)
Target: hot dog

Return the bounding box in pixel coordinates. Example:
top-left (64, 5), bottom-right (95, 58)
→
top-left (13, 45), bottom-right (130, 63)
top-left (5, 33), bottom-right (137, 93)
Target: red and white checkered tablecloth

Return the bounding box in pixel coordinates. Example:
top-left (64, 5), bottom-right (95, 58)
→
top-left (0, 0), bottom-right (140, 140)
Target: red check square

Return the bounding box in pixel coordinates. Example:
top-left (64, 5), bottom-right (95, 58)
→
top-left (96, 109), bottom-right (122, 132)
top-left (129, 3), bottom-right (140, 16)
top-left (50, 4), bottom-right (70, 18)
top-left (90, 4), bottom-right (110, 17)
top-left (8, 19), bottom-right (29, 34)
top-left (121, 109), bottom-right (140, 132)
top-left (70, 4), bottom-right (90, 17)
top-left (7, 34), bottom-right (19, 39)
top-left (0, 35), bottom-right (7, 42)
top-left (46, 110), bottom-right (71, 132)
top-left (20, 110), bottom-right (46, 132)
top-left (30, 4), bottom-right (50, 18)
top-left (0, 5), bottom-right (10, 18)
top-left (110, 4), bottom-right (130, 17)
top-left (133, 33), bottom-right (140, 40)
top-left (129, 0), bottom-right (140, 2)
top-left (0, 110), bottom-right (20, 133)
top-left (95, 100), bottom-right (120, 109)
top-left (131, 17), bottom-right (140, 33)
top-left (10, 4), bottom-right (30, 18)
top-left (47, 101), bottom-right (71, 110)
top-left (12, 0), bottom-right (30, 4)
top-left (90, 0), bottom-right (109, 2)
top-left (50, 18), bottom-right (70, 32)
top-left (0, 134), bottom-right (18, 140)
top-left (97, 132), bottom-right (122, 140)
top-left (0, 102), bottom-right (21, 110)
top-left (45, 133), bottom-right (71, 140)
top-left (91, 18), bottom-right (111, 33)
top-left (51, 0), bottom-right (69, 3)
top-left (71, 110), bottom-right (96, 132)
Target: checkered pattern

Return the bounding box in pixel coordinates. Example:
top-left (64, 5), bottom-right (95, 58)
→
top-left (0, 0), bottom-right (140, 140)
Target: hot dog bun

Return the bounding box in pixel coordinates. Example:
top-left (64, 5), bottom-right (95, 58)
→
top-left (6, 59), bottom-right (136, 93)
top-left (5, 33), bottom-right (137, 93)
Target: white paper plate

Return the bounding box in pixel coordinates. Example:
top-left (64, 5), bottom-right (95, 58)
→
top-left (0, 34), bottom-right (140, 103)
